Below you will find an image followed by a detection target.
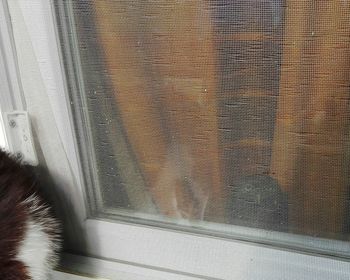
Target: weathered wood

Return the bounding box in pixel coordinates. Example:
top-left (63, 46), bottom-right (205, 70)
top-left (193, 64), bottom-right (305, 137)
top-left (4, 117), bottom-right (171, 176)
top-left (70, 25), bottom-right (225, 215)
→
top-left (93, 1), bottom-right (177, 217)
top-left (271, 0), bottom-right (350, 237)
top-left (93, 1), bottom-right (224, 220)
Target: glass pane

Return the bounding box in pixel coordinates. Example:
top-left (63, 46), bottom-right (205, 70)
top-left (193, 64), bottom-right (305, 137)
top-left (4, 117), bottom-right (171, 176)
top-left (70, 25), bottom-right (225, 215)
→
top-left (55, 0), bottom-right (350, 254)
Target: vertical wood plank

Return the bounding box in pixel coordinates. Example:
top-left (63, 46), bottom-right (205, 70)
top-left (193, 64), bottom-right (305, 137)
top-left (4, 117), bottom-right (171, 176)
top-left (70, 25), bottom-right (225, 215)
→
top-left (147, 1), bottom-right (224, 220)
top-left (271, 0), bottom-right (350, 237)
top-left (93, 1), bottom-right (224, 220)
top-left (93, 1), bottom-right (178, 217)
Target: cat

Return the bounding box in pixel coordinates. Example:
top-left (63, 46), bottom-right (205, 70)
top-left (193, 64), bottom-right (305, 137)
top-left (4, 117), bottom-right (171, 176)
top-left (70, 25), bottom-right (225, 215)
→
top-left (0, 149), bottom-right (61, 280)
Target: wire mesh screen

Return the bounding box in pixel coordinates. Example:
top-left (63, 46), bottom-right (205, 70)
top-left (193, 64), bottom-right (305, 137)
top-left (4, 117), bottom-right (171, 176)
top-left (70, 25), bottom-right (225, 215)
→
top-left (56, 0), bottom-right (350, 243)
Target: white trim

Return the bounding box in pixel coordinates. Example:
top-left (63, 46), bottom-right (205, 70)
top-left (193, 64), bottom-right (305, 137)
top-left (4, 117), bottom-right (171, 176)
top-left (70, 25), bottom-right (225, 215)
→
top-left (55, 253), bottom-right (205, 280)
top-left (0, 113), bottom-right (6, 149)
top-left (51, 270), bottom-right (106, 280)
top-left (0, 0), bottom-right (22, 150)
top-left (8, 0), bottom-right (83, 188)
top-left (3, 0), bottom-right (87, 252)
top-left (5, 0), bottom-right (87, 219)
top-left (82, 219), bottom-right (350, 280)
top-left (52, 249), bottom-right (350, 280)
top-left (100, 206), bottom-right (350, 258)
top-left (0, 0), bottom-right (24, 111)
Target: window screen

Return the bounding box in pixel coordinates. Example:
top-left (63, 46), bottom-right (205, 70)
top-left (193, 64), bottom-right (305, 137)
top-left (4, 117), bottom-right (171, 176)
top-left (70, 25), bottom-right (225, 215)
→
top-left (55, 0), bottom-right (350, 253)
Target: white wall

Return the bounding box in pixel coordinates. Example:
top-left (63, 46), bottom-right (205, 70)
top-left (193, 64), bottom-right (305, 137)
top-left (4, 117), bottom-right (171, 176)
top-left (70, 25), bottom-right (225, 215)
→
top-left (0, 113), bottom-right (6, 149)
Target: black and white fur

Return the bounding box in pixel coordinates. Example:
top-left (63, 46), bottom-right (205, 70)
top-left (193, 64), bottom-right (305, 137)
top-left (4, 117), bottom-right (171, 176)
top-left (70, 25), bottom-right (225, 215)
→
top-left (0, 149), bottom-right (61, 280)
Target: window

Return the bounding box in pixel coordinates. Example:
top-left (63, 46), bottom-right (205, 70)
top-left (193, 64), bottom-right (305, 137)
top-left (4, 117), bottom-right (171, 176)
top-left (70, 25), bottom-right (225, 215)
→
top-left (56, 0), bottom-right (350, 246)
top-left (1, 0), bottom-right (350, 279)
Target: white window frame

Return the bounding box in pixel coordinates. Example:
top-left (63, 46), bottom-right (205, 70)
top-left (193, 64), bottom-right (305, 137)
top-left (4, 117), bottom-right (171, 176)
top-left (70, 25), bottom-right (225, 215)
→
top-left (1, 0), bottom-right (350, 279)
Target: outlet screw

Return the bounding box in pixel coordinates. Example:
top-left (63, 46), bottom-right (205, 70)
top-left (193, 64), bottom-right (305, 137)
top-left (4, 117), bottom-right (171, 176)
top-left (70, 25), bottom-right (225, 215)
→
top-left (15, 152), bottom-right (23, 160)
top-left (9, 119), bottom-right (16, 128)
